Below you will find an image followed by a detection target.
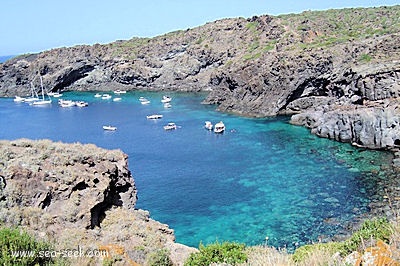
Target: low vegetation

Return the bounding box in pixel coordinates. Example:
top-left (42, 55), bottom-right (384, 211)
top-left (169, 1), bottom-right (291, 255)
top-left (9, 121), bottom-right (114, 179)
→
top-left (184, 241), bottom-right (247, 266)
top-left (183, 217), bottom-right (400, 265)
top-left (0, 226), bottom-right (54, 266)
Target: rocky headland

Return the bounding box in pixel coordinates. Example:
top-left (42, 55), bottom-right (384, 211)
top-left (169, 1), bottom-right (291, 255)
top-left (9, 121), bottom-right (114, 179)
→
top-left (1, 4), bottom-right (400, 264)
top-left (0, 139), bottom-right (195, 265)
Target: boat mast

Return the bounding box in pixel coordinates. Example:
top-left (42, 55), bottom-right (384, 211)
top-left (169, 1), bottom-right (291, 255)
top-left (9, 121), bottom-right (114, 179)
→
top-left (39, 74), bottom-right (44, 100)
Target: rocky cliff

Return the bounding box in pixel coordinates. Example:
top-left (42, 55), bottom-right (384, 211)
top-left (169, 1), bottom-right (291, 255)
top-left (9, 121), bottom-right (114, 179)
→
top-left (0, 139), bottom-right (195, 265)
top-left (1, 6), bottom-right (400, 149)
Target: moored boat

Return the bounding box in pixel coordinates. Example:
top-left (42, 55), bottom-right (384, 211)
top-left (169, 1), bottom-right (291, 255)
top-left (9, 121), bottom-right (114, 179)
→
top-left (103, 125), bottom-right (117, 131)
top-left (161, 96), bottom-right (172, 103)
top-left (14, 96), bottom-right (25, 102)
top-left (101, 94), bottom-right (112, 100)
top-left (31, 75), bottom-right (52, 105)
top-left (76, 101), bottom-right (88, 107)
top-left (204, 121), bottom-right (213, 130)
top-left (163, 122), bottom-right (177, 130)
top-left (114, 90), bottom-right (127, 94)
top-left (58, 99), bottom-right (75, 107)
top-left (213, 121), bottom-right (225, 133)
top-left (146, 114), bottom-right (163, 119)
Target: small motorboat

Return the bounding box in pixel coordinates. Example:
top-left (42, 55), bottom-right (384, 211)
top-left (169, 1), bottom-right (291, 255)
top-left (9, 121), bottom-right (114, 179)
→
top-left (48, 92), bottom-right (63, 97)
top-left (114, 90), bottom-right (127, 94)
top-left (140, 99), bottom-right (150, 105)
top-left (163, 122), bottom-right (177, 130)
top-left (101, 94), bottom-right (112, 100)
top-left (113, 97), bottom-right (122, 102)
top-left (76, 101), bottom-right (88, 107)
top-left (146, 114), bottom-right (163, 119)
top-left (163, 102), bottom-right (172, 108)
top-left (58, 99), bottom-right (75, 107)
top-left (103, 125), bottom-right (117, 131)
top-left (214, 121), bottom-right (225, 133)
top-left (161, 96), bottom-right (172, 103)
top-left (94, 93), bottom-right (102, 98)
top-left (204, 121), bottom-right (213, 130)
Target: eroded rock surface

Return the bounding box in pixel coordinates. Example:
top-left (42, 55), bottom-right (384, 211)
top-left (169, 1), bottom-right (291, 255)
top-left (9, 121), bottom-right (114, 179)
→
top-left (0, 139), bottom-right (195, 265)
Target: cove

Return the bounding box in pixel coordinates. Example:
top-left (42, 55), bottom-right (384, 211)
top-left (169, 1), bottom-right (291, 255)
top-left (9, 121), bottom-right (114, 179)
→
top-left (0, 91), bottom-right (393, 249)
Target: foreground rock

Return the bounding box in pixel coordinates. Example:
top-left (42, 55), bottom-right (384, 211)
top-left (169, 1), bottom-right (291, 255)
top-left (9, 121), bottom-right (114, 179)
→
top-left (0, 139), bottom-right (195, 265)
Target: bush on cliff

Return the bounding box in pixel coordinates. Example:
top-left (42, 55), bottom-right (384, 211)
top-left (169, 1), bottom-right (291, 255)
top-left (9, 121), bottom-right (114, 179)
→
top-left (184, 241), bottom-right (247, 266)
top-left (292, 217), bottom-right (393, 263)
top-left (0, 226), bottom-right (53, 266)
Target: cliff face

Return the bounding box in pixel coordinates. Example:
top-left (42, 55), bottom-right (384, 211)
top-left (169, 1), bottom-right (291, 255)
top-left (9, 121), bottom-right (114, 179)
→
top-left (0, 6), bottom-right (400, 149)
top-left (0, 139), bottom-right (195, 265)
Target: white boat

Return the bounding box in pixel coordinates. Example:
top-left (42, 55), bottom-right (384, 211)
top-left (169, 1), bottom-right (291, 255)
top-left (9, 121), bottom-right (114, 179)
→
top-left (94, 93), bottom-right (102, 98)
top-left (140, 99), bottom-right (150, 105)
top-left (31, 75), bottom-right (52, 105)
top-left (163, 122), bottom-right (177, 130)
top-left (146, 114), bottom-right (163, 119)
top-left (24, 82), bottom-right (40, 102)
top-left (161, 96), bottom-right (172, 103)
top-left (103, 125), bottom-right (117, 131)
top-left (163, 102), bottom-right (172, 108)
top-left (114, 90), bottom-right (127, 94)
top-left (102, 94), bottom-right (111, 99)
top-left (58, 99), bottom-right (75, 107)
top-left (139, 97), bottom-right (150, 104)
top-left (14, 96), bottom-right (25, 102)
top-left (213, 121), bottom-right (225, 133)
top-left (48, 92), bottom-right (63, 97)
top-left (76, 101), bottom-right (88, 107)
top-left (204, 121), bottom-right (213, 130)
top-left (113, 97), bottom-right (122, 102)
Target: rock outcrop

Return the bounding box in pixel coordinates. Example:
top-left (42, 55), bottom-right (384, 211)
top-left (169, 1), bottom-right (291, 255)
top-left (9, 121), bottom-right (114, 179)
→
top-left (1, 6), bottom-right (400, 150)
top-left (0, 139), bottom-right (195, 265)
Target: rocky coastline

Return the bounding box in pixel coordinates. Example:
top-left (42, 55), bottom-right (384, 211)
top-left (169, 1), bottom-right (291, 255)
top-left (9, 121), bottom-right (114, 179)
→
top-left (0, 139), bottom-right (195, 265)
top-left (0, 5), bottom-right (400, 261)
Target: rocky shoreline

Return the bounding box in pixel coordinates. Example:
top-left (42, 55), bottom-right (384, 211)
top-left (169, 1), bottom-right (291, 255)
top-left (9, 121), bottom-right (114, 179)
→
top-left (1, 5), bottom-right (400, 259)
top-left (0, 139), bottom-right (195, 265)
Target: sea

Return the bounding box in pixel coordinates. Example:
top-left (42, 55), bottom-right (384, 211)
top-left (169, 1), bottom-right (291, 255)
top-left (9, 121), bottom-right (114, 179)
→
top-left (0, 91), bottom-right (393, 249)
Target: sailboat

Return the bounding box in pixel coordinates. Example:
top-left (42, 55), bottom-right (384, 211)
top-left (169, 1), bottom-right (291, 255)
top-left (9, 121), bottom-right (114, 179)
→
top-left (31, 75), bottom-right (51, 105)
top-left (24, 82), bottom-right (40, 102)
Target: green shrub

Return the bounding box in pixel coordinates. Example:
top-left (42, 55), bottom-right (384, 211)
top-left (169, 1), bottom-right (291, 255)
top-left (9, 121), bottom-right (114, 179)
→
top-left (184, 241), bottom-right (247, 266)
top-left (292, 242), bottom-right (341, 263)
top-left (145, 249), bottom-right (173, 266)
top-left (0, 226), bottom-right (53, 266)
top-left (340, 217), bottom-right (392, 255)
top-left (292, 217), bottom-right (393, 262)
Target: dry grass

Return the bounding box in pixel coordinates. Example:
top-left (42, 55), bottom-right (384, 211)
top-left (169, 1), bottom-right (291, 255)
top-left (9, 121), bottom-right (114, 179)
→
top-left (241, 218), bottom-right (400, 265)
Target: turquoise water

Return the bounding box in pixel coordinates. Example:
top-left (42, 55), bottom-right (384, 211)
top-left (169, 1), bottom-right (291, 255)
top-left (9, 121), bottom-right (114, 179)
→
top-left (0, 91), bottom-right (392, 249)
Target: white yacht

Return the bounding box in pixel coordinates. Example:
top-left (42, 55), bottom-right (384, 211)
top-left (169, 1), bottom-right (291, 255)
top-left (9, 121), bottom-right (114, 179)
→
top-left (146, 114), bottom-right (163, 119)
top-left (163, 122), bottom-right (177, 130)
top-left (103, 125), bottom-right (117, 131)
top-left (213, 121), bottom-right (225, 133)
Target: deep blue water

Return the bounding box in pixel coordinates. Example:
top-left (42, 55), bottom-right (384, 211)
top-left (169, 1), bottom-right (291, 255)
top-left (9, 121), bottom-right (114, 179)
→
top-left (0, 55), bottom-right (15, 63)
top-left (0, 91), bottom-right (392, 249)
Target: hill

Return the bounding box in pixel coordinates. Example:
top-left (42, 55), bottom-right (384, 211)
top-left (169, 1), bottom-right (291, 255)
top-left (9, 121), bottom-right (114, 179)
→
top-left (0, 5), bottom-right (399, 150)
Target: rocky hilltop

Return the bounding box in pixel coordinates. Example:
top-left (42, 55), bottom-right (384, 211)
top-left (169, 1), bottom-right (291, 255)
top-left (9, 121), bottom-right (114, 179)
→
top-left (1, 6), bottom-right (400, 149)
top-left (0, 139), bottom-right (195, 265)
